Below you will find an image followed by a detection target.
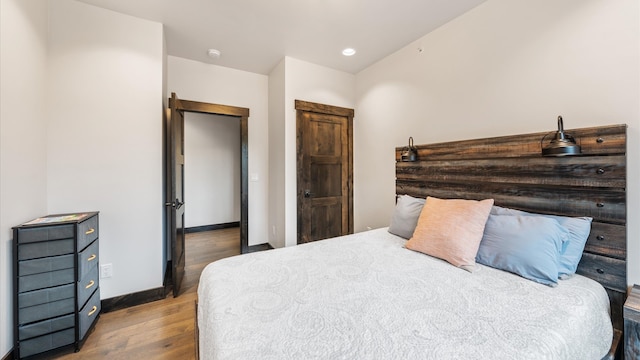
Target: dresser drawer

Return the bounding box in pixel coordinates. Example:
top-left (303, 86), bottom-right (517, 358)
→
top-left (19, 268), bottom-right (74, 293)
top-left (78, 240), bottom-right (99, 279)
top-left (18, 327), bottom-right (74, 358)
top-left (78, 216), bottom-right (98, 251)
top-left (16, 225), bottom-right (74, 244)
top-left (18, 314), bottom-right (74, 341)
top-left (79, 288), bottom-right (100, 341)
top-left (18, 239), bottom-right (74, 261)
top-left (19, 295), bottom-right (74, 325)
top-left (18, 283), bottom-right (74, 309)
top-left (19, 254), bottom-right (74, 277)
top-left (78, 265), bottom-right (99, 308)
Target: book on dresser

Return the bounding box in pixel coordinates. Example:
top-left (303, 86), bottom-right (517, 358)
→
top-left (12, 212), bottom-right (101, 359)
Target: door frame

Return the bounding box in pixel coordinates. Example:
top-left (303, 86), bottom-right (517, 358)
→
top-left (164, 97), bottom-right (250, 294)
top-left (295, 99), bottom-right (354, 244)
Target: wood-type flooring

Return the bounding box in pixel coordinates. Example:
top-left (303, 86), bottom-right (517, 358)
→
top-left (51, 227), bottom-right (241, 360)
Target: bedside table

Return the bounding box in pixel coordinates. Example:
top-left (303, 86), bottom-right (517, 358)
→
top-left (624, 284), bottom-right (640, 359)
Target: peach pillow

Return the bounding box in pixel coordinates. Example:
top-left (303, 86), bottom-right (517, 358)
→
top-left (406, 197), bottom-right (494, 271)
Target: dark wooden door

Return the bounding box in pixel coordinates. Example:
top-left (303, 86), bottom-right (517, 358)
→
top-left (296, 100), bottom-right (354, 244)
top-left (167, 92), bottom-right (185, 297)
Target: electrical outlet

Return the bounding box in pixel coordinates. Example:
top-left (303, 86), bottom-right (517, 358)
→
top-left (100, 263), bottom-right (113, 278)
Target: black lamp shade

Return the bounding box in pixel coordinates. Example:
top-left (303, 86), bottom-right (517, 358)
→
top-left (541, 116), bottom-right (581, 156)
top-left (401, 137), bottom-right (418, 161)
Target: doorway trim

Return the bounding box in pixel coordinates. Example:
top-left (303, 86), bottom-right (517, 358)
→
top-left (171, 98), bottom-right (250, 253)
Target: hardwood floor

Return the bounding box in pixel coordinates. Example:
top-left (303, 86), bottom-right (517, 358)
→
top-left (52, 228), bottom-right (241, 360)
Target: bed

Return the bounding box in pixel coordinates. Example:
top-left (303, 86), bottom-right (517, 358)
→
top-left (197, 124), bottom-right (627, 359)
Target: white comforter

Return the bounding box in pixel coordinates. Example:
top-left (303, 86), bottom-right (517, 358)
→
top-left (197, 228), bottom-right (612, 360)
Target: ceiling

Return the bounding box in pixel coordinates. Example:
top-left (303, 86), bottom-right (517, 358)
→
top-left (75, 0), bottom-right (487, 75)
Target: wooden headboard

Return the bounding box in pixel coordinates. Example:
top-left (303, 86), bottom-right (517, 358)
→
top-left (395, 124), bottom-right (627, 335)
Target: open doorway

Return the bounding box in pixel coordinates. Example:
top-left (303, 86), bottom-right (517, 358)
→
top-left (184, 113), bottom-right (241, 233)
top-left (164, 94), bottom-right (249, 297)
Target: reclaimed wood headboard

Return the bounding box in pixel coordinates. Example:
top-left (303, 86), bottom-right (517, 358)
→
top-left (395, 124), bottom-right (627, 336)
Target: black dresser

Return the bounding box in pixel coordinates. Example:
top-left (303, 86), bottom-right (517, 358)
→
top-left (13, 212), bottom-right (101, 358)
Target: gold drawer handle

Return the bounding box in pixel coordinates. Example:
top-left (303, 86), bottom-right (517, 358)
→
top-left (87, 254), bottom-right (97, 261)
top-left (88, 306), bottom-right (97, 316)
top-left (85, 228), bottom-right (95, 235)
top-left (85, 280), bottom-right (95, 289)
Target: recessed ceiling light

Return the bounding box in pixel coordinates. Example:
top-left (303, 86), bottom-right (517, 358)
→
top-left (342, 48), bottom-right (356, 56)
top-left (207, 49), bottom-right (221, 59)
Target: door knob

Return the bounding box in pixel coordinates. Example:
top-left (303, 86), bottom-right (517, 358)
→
top-left (165, 198), bottom-right (185, 209)
top-left (304, 189), bottom-right (313, 198)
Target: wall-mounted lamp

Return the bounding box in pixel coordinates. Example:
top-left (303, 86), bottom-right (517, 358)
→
top-left (541, 116), bottom-right (581, 156)
top-left (401, 137), bottom-right (418, 162)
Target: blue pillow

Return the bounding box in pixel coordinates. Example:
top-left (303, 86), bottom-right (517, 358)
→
top-left (477, 214), bottom-right (569, 286)
top-left (388, 195), bottom-right (425, 239)
top-left (491, 206), bottom-right (592, 278)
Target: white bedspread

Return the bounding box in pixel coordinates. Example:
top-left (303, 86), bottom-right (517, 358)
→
top-left (197, 228), bottom-right (612, 360)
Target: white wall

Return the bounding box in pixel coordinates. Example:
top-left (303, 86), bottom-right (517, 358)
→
top-left (167, 56), bottom-right (269, 246)
top-left (184, 113), bottom-right (240, 228)
top-left (0, 0), bottom-right (49, 355)
top-left (354, 0), bottom-right (640, 285)
top-left (272, 57), bottom-right (356, 247)
top-left (47, 0), bottom-right (165, 297)
top-left (161, 20), bottom-right (169, 275)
